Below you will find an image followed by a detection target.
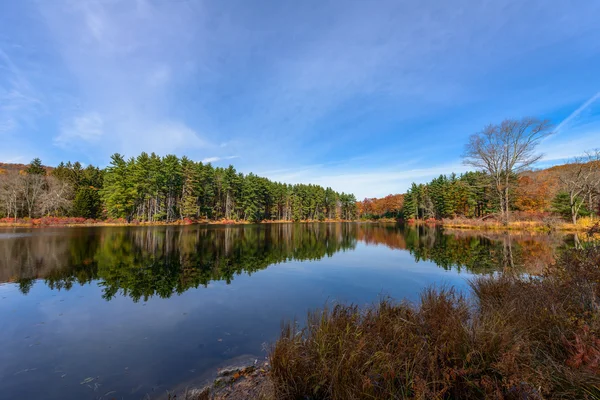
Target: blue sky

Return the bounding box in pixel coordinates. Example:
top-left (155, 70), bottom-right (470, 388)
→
top-left (1, 0), bottom-right (599, 199)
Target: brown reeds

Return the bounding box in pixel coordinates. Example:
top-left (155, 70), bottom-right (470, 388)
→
top-left (270, 246), bottom-right (600, 399)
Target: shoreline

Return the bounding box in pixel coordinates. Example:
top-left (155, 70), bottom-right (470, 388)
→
top-left (439, 220), bottom-right (595, 233)
top-left (174, 361), bottom-right (273, 400)
top-left (401, 217), bottom-right (597, 233)
top-left (0, 218), bottom-right (361, 228)
top-left (0, 216), bottom-right (595, 233)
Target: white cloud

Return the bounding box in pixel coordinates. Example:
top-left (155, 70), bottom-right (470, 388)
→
top-left (3, 0), bottom-right (599, 197)
top-left (0, 49), bottom-right (44, 134)
top-left (201, 155), bottom-right (239, 164)
top-left (0, 118), bottom-right (16, 133)
top-left (54, 112), bottom-right (104, 148)
top-left (139, 121), bottom-right (207, 154)
top-left (539, 91), bottom-right (600, 163)
top-left (266, 162), bottom-right (469, 199)
top-left (0, 153), bottom-right (26, 164)
top-left (35, 0), bottom-right (213, 161)
top-left (555, 92), bottom-right (600, 133)
top-left (540, 129), bottom-right (600, 163)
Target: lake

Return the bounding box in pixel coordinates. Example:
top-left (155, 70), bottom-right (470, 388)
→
top-left (0, 223), bottom-right (571, 399)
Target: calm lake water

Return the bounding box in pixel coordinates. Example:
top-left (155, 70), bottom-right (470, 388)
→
top-left (0, 223), bottom-right (571, 399)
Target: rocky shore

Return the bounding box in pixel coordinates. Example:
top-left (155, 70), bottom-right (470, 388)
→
top-left (170, 361), bottom-right (273, 400)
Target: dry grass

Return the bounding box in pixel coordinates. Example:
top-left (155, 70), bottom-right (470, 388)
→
top-left (441, 215), bottom-right (600, 232)
top-left (442, 216), bottom-right (551, 231)
top-left (559, 217), bottom-right (600, 232)
top-left (270, 245), bottom-right (600, 399)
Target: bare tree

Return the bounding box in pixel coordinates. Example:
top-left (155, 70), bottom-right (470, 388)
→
top-left (558, 150), bottom-right (600, 224)
top-left (0, 172), bottom-right (22, 220)
top-left (463, 117), bottom-right (553, 224)
top-left (21, 173), bottom-right (46, 218)
top-left (40, 176), bottom-right (73, 216)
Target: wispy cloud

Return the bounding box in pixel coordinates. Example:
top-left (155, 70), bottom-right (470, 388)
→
top-left (54, 112), bottom-right (104, 148)
top-left (266, 161), bottom-right (469, 199)
top-left (35, 0), bottom-right (212, 161)
top-left (555, 92), bottom-right (600, 133)
top-left (539, 91), bottom-right (600, 163)
top-left (2, 0), bottom-right (600, 195)
top-left (201, 155), bottom-right (239, 164)
top-left (0, 48), bottom-right (44, 134)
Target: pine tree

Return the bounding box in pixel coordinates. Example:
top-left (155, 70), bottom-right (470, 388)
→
top-left (26, 158), bottom-right (46, 175)
top-left (101, 153), bottom-right (135, 219)
top-left (73, 187), bottom-right (101, 219)
top-left (180, 158), bottom-right (199, 219)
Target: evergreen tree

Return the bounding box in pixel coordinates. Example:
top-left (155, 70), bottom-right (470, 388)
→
top-left (552, 191), bottom-right (590, 221)
top-left (101, 154), bottom-right (136, 219)
top-left (2, 152), bottom-right (358, 223)
top-left (26, 158), bottom-right (46, 175)
top-left (180, 157), bottom-right (199, 219)
top-left (73, 187), bottom-right (101, 219)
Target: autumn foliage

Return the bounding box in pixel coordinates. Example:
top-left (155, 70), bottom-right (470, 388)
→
top-left (270, 243), bottom-right (600, 399)
top-left (359, 160), bottom-right (599, 225)
top-left (512, 171), bottom-right (559, 213)
top-left (0, 217), bottom-right (127, 226)
top-left (357, 194), bottom-right (404, 220)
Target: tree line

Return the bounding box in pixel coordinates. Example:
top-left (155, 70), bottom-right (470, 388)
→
top-left (0, 153), bottom-right (358, 222)
top-left (359, 117), bottom-right (600, 224)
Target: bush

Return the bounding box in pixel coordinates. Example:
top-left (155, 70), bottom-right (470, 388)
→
top-left (270, 246), bottom-right (600, 399)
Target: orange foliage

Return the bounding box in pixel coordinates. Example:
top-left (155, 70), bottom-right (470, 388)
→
top-left (513, 171), bottom-right (559, 213)
top-left (357, 194), bottom-right (404, 218)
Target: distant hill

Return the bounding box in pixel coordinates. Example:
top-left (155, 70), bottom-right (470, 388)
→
top-left (0, 162), bottom-right (54, 174)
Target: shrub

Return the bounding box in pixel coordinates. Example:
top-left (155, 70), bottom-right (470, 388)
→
top-left (270, 246), bottom-right (600, 399)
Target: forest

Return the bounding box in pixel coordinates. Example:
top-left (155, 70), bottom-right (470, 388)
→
top-left (359, 118), bottom-right (600, 225)
top-left (358, 159), bottom-right (600, 225)
top-left (0, 153), bottom-right (357, 223)
top-left (1, 119), bottom-right (598, 227)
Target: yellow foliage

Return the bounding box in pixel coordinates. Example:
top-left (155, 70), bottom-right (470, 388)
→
top-left (576, 216), bottom-right (599, 229)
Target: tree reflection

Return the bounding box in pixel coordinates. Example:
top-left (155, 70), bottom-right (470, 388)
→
top-left (356, 224), bottom-right (568, 274)
top-left (0, 224), bottom-right (571, 300)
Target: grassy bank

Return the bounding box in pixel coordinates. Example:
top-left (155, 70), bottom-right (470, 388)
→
top-left (268, 243), bottom-right (600, 399)
top-left (439, 216), bottom-right (598, 232)
top-left (0, 217), bottom-right (355, 228)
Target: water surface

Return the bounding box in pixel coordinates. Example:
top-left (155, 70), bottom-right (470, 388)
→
top-left (0, 223), bottom-right (569, 399)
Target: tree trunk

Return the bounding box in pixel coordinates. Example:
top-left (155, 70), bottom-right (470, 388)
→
top-left (504, 186), bottom-right (510, 225)
top-left (498, 190), bottom-right (505, 225)
top-left (570, 192), bottom-right (578, 224)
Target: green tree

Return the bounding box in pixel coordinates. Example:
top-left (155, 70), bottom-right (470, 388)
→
top-left (552, 191), bottom-right (590, 221)
top-left (101, 153), bottom-right (136, 219)
top-left (26, 158), bottom-right (46, 175)
top-left (73, 186), bottom-right (101, 219)
top-left (180, 157), bottom-right (199, 219)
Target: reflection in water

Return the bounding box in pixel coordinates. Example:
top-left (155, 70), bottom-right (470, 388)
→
top-left (359, 224), bottom-right (568, 274)
top-left (1, 224), bottom-right (357, 301)
top-left (1, 223), bottom-right (570, 301)
top-left (0, 223), bottom-right (573, 400)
